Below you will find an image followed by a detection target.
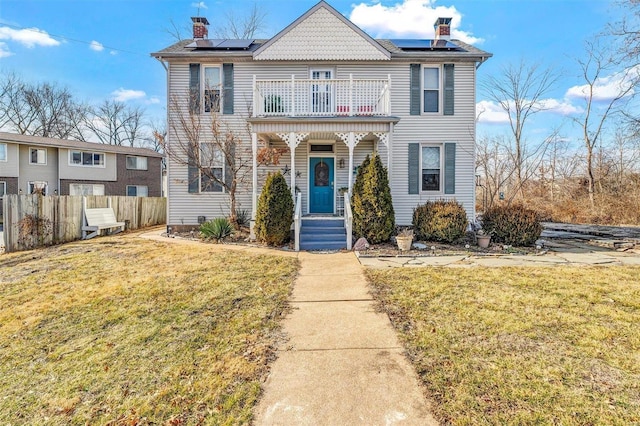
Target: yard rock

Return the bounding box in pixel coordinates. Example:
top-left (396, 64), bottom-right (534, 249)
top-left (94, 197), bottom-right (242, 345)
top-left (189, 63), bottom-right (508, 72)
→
top-left (354, 237), bottom-right (370, 251)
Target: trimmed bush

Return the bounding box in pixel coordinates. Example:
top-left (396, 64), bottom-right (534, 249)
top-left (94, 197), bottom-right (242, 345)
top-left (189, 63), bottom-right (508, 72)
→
top-left (482, 203), bottom-right (543, 246)
top-left (412, 200), bottom-right (468, 243)
top-left (255, 172), bottom-right (293, 245)
top-left (351, 153), bottom-right (395, 244)
top-left (200, 217), bottom-right (234, 242)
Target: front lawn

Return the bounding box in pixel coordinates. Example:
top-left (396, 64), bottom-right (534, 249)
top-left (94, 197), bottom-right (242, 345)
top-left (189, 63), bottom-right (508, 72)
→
top-left (0, 234), bottom-right (298, 424)
top-left (367, 266), bottom-right (640, 425)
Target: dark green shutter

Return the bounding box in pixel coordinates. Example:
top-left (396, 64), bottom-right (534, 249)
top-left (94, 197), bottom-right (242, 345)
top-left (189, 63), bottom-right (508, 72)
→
top-left (224, 142), bottom-right (235, 191)
top-left (189, 63), bottom-right (200, 114)
top-left (408, 143), bottom-right (419, 194)
top-left (410, 64), bottom-right (421, 116)
top-left (188, 142), bottom-right (199, 193)
top-left (222, 63), bottom-right (234, 115)
top-left (443, 64), bottom-right (454, 116)
top-left (444, 142), bottom-right (456, 194)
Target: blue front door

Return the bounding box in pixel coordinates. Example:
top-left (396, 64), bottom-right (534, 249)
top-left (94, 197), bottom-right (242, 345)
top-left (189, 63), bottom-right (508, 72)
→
top-left (309, 157), bottom-right (334, 213)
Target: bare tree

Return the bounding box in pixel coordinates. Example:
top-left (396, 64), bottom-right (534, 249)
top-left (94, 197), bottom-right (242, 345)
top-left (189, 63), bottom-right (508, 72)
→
top-left (481, 60), bottom-right (559, 198)
top-left (213, 3), bottom-right (267, 39)
top-left (167, 93), bottom-right (253, 227)
top-left (165, 3), bottom-right (267, 41)
top-left (571, 40), bottom-right (639, 207)
top-left (84, 100), bottom-right (146, 146)
top-left (0, 73), bottom-right (87, 139)
top-left (613, 0), bottom-right (640, 65)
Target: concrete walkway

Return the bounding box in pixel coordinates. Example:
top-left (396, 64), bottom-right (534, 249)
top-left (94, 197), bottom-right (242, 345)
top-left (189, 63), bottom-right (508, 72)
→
top-left (254, 251), bottom-right (437, 425)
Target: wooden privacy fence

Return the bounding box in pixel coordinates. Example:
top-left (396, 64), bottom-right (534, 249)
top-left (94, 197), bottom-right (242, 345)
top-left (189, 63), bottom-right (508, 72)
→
top-left (1, 195), bottom-right (166, 253)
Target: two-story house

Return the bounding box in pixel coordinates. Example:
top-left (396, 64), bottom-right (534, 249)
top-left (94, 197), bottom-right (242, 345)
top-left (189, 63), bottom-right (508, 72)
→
top-left (152, 0), bottom-right (491, 250)
top-left (0, 132), bottom-right (164, 198)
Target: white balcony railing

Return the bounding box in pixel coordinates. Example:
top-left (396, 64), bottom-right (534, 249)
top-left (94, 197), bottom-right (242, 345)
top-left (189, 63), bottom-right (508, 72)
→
top-left (253, 74), bottom-right (391, 117)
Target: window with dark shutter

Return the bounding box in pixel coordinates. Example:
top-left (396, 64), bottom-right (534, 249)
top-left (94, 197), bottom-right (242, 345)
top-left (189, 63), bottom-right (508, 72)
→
top-left (409, 64), bottom-right (421, 116)
top-left (443, 64), bottom-right (454, 116)
top-left (408, 143), bottom-right (419, 194)
top-left (444, 142), bottom-right (456, 194)
top-left (189, 63), bottom-right (200, 114)
top-left (223, 63), bottom-right (234, 115)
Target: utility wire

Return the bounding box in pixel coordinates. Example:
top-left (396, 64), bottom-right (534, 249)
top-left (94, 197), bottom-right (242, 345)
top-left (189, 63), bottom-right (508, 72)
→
top-left (0, 22), bottom-right (148, 57)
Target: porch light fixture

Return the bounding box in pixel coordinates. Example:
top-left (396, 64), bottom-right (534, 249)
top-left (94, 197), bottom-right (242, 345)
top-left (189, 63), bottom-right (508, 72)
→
top-left (339, 158), bottom-right (345, 169)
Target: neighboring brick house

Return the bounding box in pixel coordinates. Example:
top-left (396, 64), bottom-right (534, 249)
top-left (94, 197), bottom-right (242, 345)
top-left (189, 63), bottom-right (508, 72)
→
top-left (0, 132), bottom-right (163, 198)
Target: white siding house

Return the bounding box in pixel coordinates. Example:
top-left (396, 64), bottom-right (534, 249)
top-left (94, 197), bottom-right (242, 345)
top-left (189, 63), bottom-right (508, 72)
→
top-left (152, 0), bottom-right (491, 250)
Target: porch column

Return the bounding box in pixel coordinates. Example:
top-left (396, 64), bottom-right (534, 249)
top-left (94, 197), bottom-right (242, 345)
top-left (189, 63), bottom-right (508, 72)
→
top-left (277, 132), bottom-right (308, 197)
top-left (374, 130), bottom-right (391, 180)
top-left (335, 132), bottom-right (367, 193)
top-left (250, 132), bottom-right (258, 239)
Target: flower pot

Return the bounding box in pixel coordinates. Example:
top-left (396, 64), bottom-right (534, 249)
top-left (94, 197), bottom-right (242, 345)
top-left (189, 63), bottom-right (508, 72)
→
top-left (476, 235), bottom-right (491, 248)
top-left (396, 236), bottom-right (413, 251)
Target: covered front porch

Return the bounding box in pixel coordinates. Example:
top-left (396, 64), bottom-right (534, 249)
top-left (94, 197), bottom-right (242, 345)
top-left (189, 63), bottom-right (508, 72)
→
top-left (248, 118), bottom-right (398, 251)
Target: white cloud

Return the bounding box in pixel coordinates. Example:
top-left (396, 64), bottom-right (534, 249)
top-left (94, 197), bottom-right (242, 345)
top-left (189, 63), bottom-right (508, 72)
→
top-left (565, 66), bottom-right (640, 102)
top-left (349, 0), bottom-right (483, 44)
top-left (0, 41), bottom-right (12, 58)
top-left (109, 50), bottom-right (117, 55)
top-left (476, 100), bottom-right (510, 124)
top-left (0, 26), bottom-right (59, 48)
top-left (112, 88), bottom-right (146, 102)
top-left (146, 97), bottom-right (160, 105)
top-left (89, 40), bottom-right (104, 52)
top-left (191, 2), bottom-right (207, 9)
top-left (537, 98), bottom-right (583, 115)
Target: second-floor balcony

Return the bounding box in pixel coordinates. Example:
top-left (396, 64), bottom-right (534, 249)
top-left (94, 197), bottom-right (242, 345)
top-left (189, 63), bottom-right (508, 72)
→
top-left (252, 75), bottom-right (391, 118)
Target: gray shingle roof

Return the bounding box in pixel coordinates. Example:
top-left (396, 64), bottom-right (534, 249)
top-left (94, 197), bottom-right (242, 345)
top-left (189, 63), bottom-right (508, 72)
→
top-left (0, 132), bottom-right (164, 157)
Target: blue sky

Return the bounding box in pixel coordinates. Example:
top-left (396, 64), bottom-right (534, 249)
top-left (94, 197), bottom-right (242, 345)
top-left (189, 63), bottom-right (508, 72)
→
top-left (0, 0), bottom-right (627, 142)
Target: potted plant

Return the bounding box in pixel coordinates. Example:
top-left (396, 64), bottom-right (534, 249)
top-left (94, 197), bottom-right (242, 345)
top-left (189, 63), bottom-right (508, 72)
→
top-left (476, 229), bottom-right (492, 248)
top-left (396, 228), bottom-right (414, 251)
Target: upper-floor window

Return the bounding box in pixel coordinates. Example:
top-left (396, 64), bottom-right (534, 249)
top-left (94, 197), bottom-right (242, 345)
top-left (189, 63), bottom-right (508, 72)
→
top-left (203, 66), bottom-right (221, 113)
top-left (421, 145), bottom-right (442, 192)
top-left (423, 67), bottom-right (440, 113)
top-left (70, 150), bottom-right (105, 167)
top-left (30, 147), bottom-right (47, 165)
top-left (0, 143), bottom-right (7, 161)
top-left (126, 156), bottom-right (148, 170)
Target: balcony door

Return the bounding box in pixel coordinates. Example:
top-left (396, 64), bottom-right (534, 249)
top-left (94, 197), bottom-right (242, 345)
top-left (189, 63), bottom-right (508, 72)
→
top-left (311, 69), bottom-right (333, 114)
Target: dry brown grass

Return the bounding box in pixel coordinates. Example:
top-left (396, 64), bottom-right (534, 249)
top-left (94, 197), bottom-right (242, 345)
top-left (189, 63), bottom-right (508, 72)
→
top-left (367, 266), bottom-right (640, 425)
top-left (0, 233), bottom-right (298, 425)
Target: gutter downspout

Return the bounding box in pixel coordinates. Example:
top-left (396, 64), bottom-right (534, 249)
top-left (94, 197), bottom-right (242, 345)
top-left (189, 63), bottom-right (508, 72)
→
top-left (476, 56), bottom-right (489, 70)
top-left (155, 56), bottom-right (170, 231)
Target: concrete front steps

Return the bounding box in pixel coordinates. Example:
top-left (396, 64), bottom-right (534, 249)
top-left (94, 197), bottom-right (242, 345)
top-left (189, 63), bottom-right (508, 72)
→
top-left (299, 217), bottom-right (347, 251)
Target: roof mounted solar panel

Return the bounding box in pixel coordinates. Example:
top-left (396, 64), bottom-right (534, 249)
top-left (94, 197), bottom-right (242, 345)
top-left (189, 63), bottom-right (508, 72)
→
top-left (185, 39), bottom-right (255, 50)
top-left (390, 39), bottom-right (461, 51)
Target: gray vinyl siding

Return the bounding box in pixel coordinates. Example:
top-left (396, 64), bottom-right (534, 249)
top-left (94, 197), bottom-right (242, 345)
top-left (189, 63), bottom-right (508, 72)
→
top-left (0, 142), bottom-right (19, 177)
top-left (18, 145), bottom-right (59, 194)
top-left (165, 60), bottom-right (477, 226)
top-left (58, 149), bottom-right (117, 181)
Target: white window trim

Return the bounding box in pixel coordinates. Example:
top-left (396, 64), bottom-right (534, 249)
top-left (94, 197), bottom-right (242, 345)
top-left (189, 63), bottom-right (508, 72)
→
top-left (126, 155), bottom-right (148, 170)
top-left (421, 65), bottom-right (442, 115)
top-left (0, 143), bottom-right (7, 162)
top-left (68, 150), bottom-right (106, 168)
top-left (0, 181), bottom-right (6, 197)
top-left (126, 185), bottom-right (148, 197)
top-left (29, 147), bottom-right (47, 165)
top-left (202, 64), bottom-right (222, 114)
top-left (420, 143), bottom-right (444, 194)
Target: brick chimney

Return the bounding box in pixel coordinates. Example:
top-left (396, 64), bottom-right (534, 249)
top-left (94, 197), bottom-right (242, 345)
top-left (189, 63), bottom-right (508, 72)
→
top-left (434, 17), bottom-right (452, 40)
top-left (191, 17), bottom-right (210, 39)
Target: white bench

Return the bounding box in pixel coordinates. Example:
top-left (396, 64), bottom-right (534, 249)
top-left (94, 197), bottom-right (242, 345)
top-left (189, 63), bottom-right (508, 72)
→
top-left (82, 198), bottom-right (125, 240)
